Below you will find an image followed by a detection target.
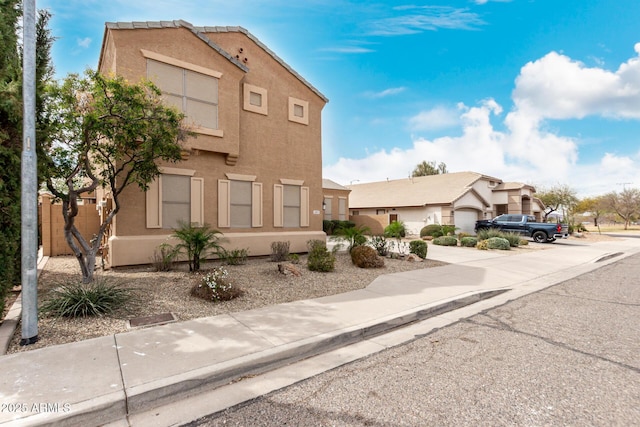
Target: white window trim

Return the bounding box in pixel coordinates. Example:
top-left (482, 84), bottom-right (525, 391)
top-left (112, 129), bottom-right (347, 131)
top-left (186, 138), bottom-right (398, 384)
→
top-left (141, 49), bottom-right (222, 78)
top-left (146, 54), bottom-right (223, 137)
top-left (218, 179), bottom-right (263, 228)
top-left (273, 184), bottom-right (309, 228)
top-left (288, 97), bottom-right (309, 125)
top-left (243, 83), bottom-right (268, 116)
top-left (146, 171), bottom-right (203, 229)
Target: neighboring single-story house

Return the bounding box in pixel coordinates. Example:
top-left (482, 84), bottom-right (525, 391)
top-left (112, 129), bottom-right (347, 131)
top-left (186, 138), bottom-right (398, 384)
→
top-left (322, 179), bottom-right (350, 222)
top-left (97, 20), bottom-right (328, 267)
top-left (347, 171), bottom-right (545, 235)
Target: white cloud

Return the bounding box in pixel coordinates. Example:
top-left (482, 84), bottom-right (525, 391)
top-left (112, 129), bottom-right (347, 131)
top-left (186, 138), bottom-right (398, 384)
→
top-left (367, 6), bottom-right (485, 36)
top-left (473, 0), bottom-right (512, 5)
top-left (76, 37), bottom-right (91, 48)
top-left (320, 46), bottom-right (375, 54)
top-left (512, 45), bottom-right (640, 120)
top-left (364, 87), bottom-right (406, 98)
top-left (408, 105), bottom-right (461, 131)
top-left (324, 43), bottom-right (640, 196)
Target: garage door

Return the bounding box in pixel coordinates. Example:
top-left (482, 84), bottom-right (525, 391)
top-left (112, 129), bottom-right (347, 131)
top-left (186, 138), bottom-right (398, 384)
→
top-left (455, 209), bottom-right (480, 235)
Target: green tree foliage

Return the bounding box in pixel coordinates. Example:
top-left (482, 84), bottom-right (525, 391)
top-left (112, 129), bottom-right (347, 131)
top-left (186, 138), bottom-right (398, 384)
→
top-left (0, 2), bottom-right (54, 311)
top-left (603, 188), bottom-right (640, 230)
top-left (0, 0), bottom-right (22, 311)
top-left (412, 160), bottom-right (448, 177)
top-left (536, 184), bottom-right (578, 221)
top-left (574, 196), bottom-right (607, 228)
top-left (42, 70), bottom-right (189, 282)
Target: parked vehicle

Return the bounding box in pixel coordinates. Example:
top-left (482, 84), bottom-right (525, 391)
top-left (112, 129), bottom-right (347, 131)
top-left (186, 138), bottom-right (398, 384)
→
top-left (475, 214), bottom-right (569, 243)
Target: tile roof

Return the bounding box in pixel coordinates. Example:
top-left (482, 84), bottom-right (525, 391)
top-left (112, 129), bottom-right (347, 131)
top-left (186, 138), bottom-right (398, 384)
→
top-left (103, 20), bottom-right (328, 103)
top-left (322, 179), bottom-right (350, 191)
top-left (347, 171), bottom-right (494, 209)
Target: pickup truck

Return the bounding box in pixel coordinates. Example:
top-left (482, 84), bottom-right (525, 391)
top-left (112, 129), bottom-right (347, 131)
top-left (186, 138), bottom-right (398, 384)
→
top-left (474, 214), bottom-right (569, 243)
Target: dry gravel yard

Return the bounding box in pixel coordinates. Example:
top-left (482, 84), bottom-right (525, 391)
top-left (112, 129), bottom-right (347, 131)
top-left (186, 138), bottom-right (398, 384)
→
top-left (6, 251), bottom-right (447, 354)
top-left (3, 231), bottom-right (617, 355)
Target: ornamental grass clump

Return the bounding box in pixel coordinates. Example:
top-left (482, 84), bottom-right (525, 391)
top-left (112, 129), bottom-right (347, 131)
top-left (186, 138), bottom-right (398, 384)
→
top-left (502, 232), bottom-right (521, 247)
top-left (40, 278), bottom-right (137, 318)
top-left (192, 267), bottom-right (244, 302)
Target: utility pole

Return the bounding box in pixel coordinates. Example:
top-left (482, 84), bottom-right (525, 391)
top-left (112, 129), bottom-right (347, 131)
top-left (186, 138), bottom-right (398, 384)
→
top-left (21, 0), bottom-right (38, 345)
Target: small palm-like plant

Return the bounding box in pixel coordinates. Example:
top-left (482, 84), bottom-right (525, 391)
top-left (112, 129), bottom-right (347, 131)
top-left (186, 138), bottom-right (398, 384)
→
top-left (333, 224), bottom-right (370, 252)
top-left (172, 221), bottom-right (224, 272)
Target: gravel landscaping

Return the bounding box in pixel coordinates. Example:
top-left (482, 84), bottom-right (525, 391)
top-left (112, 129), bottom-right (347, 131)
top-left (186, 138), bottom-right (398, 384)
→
top-left (5, 250), bottom-right (447, 354)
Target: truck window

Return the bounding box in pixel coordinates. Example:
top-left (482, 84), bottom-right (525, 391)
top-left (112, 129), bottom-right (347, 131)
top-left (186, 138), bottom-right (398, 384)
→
top-left (527, 215), bottom-right (536, 222)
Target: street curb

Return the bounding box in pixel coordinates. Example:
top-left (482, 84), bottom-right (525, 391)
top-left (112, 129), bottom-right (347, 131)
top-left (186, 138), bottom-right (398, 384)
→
top-left (124, 289), bottom-right (508, 415)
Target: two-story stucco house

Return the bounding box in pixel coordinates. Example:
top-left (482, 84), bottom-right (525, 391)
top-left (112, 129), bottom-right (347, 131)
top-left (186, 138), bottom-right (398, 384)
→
top-left (97, 20), bottom-right (328, 267)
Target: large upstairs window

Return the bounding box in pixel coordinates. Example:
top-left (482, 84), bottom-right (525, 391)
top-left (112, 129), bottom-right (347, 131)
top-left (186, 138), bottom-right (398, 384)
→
top-left (147, 58), bottom-right (219, 130)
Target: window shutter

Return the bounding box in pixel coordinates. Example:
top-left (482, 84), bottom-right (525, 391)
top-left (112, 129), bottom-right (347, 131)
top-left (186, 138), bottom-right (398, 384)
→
top-left (252, 182), bottom-right (263, 227)
top-left (273, 184), bottom-right (284, 227)
top-left (300, 186), bottom-right (309, 227)
top-left (146, 177), bottom-right (161, 228)
top-left (190, 177), bottom-right (204, 226)
top-left (218, 180), bottom-right (230, 228)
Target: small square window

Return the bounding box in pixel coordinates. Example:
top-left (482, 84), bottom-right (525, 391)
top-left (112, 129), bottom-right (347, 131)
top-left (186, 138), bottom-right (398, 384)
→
top-left (288, 97), bottom-right (309, 125)
top-left (243, 84), bottom-right (268, 115)
top-left (249, 92), bottom-right (262, 107)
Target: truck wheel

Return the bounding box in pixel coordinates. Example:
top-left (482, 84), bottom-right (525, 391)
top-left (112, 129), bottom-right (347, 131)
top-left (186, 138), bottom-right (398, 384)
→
top-left (532, 231), bottom-right (547, 243)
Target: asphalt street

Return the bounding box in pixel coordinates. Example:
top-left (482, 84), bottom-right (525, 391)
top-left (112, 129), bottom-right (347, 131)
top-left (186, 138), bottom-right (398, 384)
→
top-left (189, 252), bottom-right (640, 427)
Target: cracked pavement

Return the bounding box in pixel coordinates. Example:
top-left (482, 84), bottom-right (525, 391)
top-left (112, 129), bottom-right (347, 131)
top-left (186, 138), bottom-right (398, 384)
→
top-left (192, 252), bottom-right (640, 427)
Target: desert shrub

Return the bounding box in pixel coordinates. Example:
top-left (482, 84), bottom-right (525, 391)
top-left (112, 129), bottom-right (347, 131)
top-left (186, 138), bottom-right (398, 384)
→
top-left (350, 245), bottom-right (385, 268)
top-left (476, 240), bottom-right (489, 250)
top-left (323, 220), bottom-right (352, 235)
top-left (270, 241), bottom-right (290, 262)
top-left (409, 240), bottom-right (428, 259)
top-left (172, 222), bottom-right (224, 272)
top-left (460, 236), bottom-right (478, 247)
top-left (486, 237), bottom-right (511, 250)
top-left (289, 253), bottom-right (301, 264)
top-left (519, 239), bottom-right (529, 246)
top-left (442, 225), bottom-right (457, 236)
top-left (151, 243), bottom-right (177, 271)
top-left (307, 240), bottom-right (336, 272)
top-left (476, 228), bottom-right (505, 241)
top-left (384, 221), bottom-right (406, 239)
top-left (370, 235), bottom-right (390, 256)
top-left (420, 224), bottom-right (443, 238)
top-left (220, 248), bottom-right (249, 265)
top-left (458, 232), bottom-right (472, 240)
top-left (40, 278), bottom-right (137, 318)
top-left (191, 267), bottom-right (243, 302)
top-left (432, 236), bottom-right (458, 246)
top-left (502, 232), bottom-right (521, 247)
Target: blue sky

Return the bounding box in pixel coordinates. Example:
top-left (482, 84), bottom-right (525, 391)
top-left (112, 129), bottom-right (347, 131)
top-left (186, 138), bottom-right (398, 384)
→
top-left (39, 0), bottom-right (640, 197)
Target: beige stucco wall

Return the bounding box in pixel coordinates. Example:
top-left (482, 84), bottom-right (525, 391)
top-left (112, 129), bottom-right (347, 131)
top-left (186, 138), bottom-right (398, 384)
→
top-left (99, 26), bottom-right (327, 267)
top-left (322, 188), bottom-right (350, 220)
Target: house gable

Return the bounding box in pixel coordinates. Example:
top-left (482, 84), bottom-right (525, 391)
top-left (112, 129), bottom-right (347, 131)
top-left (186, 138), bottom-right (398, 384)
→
top-left (96, 20), bottom-right (329, 267)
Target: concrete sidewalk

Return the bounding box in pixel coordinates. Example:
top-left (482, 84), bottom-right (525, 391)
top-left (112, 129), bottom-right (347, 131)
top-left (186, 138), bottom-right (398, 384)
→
top-left (1, 236), bottom-right (640, 426)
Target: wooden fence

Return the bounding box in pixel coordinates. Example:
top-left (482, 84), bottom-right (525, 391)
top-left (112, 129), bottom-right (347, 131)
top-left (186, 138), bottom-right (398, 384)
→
top-left (40, 194), bottom-right (101, 256)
